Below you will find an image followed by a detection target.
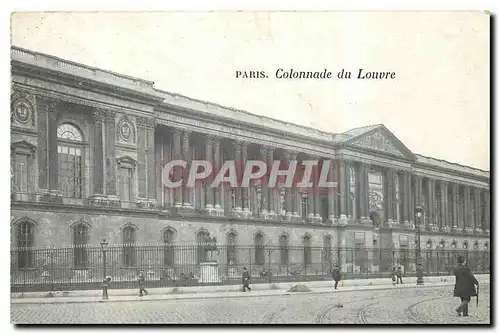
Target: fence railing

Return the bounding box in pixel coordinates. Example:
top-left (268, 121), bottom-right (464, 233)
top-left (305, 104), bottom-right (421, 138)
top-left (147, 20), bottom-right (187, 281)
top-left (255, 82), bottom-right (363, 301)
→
top-left (10, 245), bottom-right (490, 292)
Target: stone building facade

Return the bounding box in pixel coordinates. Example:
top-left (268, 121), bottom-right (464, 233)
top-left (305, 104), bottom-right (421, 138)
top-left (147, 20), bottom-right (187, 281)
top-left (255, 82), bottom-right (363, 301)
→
top-left (10, 47), bottom-right (490, 276)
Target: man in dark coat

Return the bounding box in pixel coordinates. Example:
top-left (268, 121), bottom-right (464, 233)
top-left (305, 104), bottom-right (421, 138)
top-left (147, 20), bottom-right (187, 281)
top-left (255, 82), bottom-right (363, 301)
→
top-left (396, 266), bottom-right (403, 284)
top-left (332, 265), bottom-right (342, 290)
top-left (242, 267), bottom-right (251, 292)
top-left (454, 255), bottom-right (479, 317)
top-left (138, 271), bottom-right (148, 297)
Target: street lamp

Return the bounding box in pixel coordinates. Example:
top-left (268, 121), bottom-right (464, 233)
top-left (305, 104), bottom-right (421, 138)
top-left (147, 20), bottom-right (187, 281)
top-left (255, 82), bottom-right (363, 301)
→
top-left (415, 204), bottom-right (424, 285)
top-left (100, 239), bottom-right (109, 300)
top-left (266, 241), bottom-right (275, 283)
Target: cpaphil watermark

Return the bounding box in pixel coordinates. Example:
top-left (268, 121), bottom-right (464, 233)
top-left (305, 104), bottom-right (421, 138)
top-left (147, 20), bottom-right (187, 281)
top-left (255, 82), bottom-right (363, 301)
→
top-left (161, 159), bottom-right (337, 192)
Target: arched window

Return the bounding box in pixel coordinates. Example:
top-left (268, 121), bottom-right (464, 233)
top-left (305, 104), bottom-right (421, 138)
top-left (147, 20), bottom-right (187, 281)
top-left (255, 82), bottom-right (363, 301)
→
top-left (254, 232), bottom-right (265, 265)
top-left (122, 225), bottom-right (137, 267)
top-left (16, 221), bottom-right (35, 269)
top-left (227, 231), bottom-right (237, 265)
top-left (57, 123), bottom-right (84, 198)
top-left (196, 229), bottom-right (210, 264)
top-left (323, 235), bottom-right (333, 265)
top-left (303, 235), bottom-right (312, 265)
top-left (73, 223), bottom-right (89, 268)
top-left (279, 234), bottom-right (289, 265)
top-left (163, 228), bottom-right (175, 267)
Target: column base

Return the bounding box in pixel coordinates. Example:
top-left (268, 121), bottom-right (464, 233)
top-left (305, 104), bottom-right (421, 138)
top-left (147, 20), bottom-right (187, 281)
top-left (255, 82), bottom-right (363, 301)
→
top-left (338, 216), bottom-right (348, 226)
top-left (465, 227), bottom-right (474, 234)
top-left (441, 226), bottom-right (451, 233)
top-left (361, 218), bottom-right (373, 226)
top-left (326, 217), bottom-right (336, 225)
top-left (430, 224), bottom-right (439, 232)
top-left (137, 199), bottom-right (157, 210)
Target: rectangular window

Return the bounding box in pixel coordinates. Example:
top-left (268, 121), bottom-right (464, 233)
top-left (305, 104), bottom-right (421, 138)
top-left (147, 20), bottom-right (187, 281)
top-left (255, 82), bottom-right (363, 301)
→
top-left (119, 168), bottom-right (133, 202)
top-left (14, 154), bottom-right (29, 193)
top-left (301, 194), bottom-right (308, 220)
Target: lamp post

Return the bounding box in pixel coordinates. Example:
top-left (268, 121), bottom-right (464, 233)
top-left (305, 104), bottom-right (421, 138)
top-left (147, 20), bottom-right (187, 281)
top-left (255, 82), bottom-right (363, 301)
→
top-left (100, 239), bottom-right (109, 300)
top-left (266, 241), bottom-right (275, 283)
top-left (415, 204), bottom-right (424, 285)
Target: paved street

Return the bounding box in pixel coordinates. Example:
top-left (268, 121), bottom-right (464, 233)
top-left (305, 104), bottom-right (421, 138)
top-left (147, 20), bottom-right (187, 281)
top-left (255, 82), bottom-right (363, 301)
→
top-left (11, 284), bottom-right (490, 324)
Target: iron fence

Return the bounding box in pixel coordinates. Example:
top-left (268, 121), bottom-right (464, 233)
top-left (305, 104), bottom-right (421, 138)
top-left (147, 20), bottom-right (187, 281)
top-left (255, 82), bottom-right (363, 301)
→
top-left (10, 244), bottom-right (490, 292)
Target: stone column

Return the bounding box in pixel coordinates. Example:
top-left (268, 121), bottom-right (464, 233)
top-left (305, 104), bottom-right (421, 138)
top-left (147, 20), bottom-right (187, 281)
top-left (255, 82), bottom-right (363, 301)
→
top-left (291, 151), bottom-right (300, 218)
top-left (233, 141), bottom-right (242, 212)
top-left (104, 111), bottom-right (117, 199)
top-left (384, 168), bottom-right (394, 224)
top-left (260, 146), bottom-right (269, 216)
top-left (307, 157), bottom-right (315, 221)
top-left (452, 183), bottom-right (459, 231)
top-left (426, 179), bottom-right (435, 230)
top-left (473, 188), bottom-right (482, 233)
top-left (266, 147), bottom-right (275, 216)
top-left (146, 118), bottom-right (156, 201)
top-left (173, 129), bottom-right (183, 207)
top-left (284, 151), bottom-right (293, 219)
top-left (408, 174), bottom-right (414, 225)
top-left (241, 142), bottom-right (250, 214)
top-left (35, 97), bottom-right (50, 192)
top-left (314, 159), bottom-right (322, 221)
top-left (205, 135), bottom-right (214, 210)
top-left (440, 181), bottom-right (448, 232)
top-left (483, 190), bottom-right (490, 233)
top-left (402, 171), bottom-right (411, 225)
top-left (354, 163), bottom-right (362, 221)
top-left (182, 130), bottom-right (192, 207)
top-left (463, 186), bottom-right (471, 232)
top-left (93, 110), bottom-right (105, 197)
top-left (360, 163), bottom-right (370, 222)
top-left (327, 159), bottom-right (336, 224)
top-left (339, 160), bottom-right (348, 222)
top-left (213, 137), bottom-right (222, 211)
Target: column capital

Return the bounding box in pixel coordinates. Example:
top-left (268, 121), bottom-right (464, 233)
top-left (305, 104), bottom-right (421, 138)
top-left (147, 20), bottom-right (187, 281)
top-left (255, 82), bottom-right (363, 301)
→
top-left (283, 150), bottom-right (291, 160)
top-left (259, 146), bottom-right (267, 155)
top-left (137, 116), bottom-right (156, 129)
top-left (172, 128), bottom-right (182, 137)
top-left (93, 109), bottom-right (106, 121)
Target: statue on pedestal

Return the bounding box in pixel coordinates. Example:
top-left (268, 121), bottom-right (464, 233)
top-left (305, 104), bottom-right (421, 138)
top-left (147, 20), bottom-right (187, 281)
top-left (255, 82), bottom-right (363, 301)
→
top-left (202, 233), bottom-right (220, 262)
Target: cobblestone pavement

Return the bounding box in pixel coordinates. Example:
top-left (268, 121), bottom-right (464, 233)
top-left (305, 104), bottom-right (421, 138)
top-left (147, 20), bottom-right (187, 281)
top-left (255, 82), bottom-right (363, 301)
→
top-left (11, 284), bottom-right (490, 324)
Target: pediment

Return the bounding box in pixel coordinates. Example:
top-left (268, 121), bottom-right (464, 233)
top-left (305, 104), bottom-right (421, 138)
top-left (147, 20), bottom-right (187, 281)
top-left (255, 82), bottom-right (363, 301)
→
top-left (116, 155), bottom-right (137, 168)
top-left (11, 140), bottom-right (36, 154)
top-left (345, 126), bottom-right (414, 159)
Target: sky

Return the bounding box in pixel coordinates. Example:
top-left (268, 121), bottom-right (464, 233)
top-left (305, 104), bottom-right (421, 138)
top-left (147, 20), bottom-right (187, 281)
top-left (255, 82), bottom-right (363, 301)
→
top-left (10, 11), bottom-right (490, 170)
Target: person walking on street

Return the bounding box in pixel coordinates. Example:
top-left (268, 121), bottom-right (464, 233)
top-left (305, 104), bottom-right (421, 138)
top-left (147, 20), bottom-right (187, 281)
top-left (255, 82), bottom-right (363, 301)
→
top-left (242, 267), bottom-right (251, 292)
top-left (396, 266), bottom-right (403, 284)
top-left (332, 265), bottom-right (342, 290)
top-left (138, 271), bottom-right (148, 297)
top-left (454, 255), bottom-right (479, 317)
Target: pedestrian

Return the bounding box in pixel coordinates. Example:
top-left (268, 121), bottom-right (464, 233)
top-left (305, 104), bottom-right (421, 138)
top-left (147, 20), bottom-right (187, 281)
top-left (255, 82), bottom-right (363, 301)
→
top-left (332, 265), bottom-right (342, 290)
top-left (453, 255), bottom-right (479, 317)
top-left (138, 270), bottom-right (148, 297)
top-left (242, 267), bottom-right (251, 292)
top-left (396, 266), bottom-right (403, 284)
top-left (390, 267), bottom-right (397, 286)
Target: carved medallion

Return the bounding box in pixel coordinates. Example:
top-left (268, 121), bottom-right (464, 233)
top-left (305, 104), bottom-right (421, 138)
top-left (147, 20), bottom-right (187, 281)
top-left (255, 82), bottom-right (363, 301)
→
top-left (13, 100), bottom-right (32, 124)
top-left (117, 117), bottom-right (135, 143)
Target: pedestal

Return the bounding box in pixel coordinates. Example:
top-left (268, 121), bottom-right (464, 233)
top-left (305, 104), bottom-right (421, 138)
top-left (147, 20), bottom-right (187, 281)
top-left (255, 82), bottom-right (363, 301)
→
top-left (199, 261), bottom-right (221, 283)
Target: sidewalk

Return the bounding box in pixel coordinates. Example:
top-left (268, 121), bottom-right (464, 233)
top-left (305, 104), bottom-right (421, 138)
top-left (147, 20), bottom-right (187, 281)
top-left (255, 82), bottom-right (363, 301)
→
top-left (11, 274), bottom-right (489, 305)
